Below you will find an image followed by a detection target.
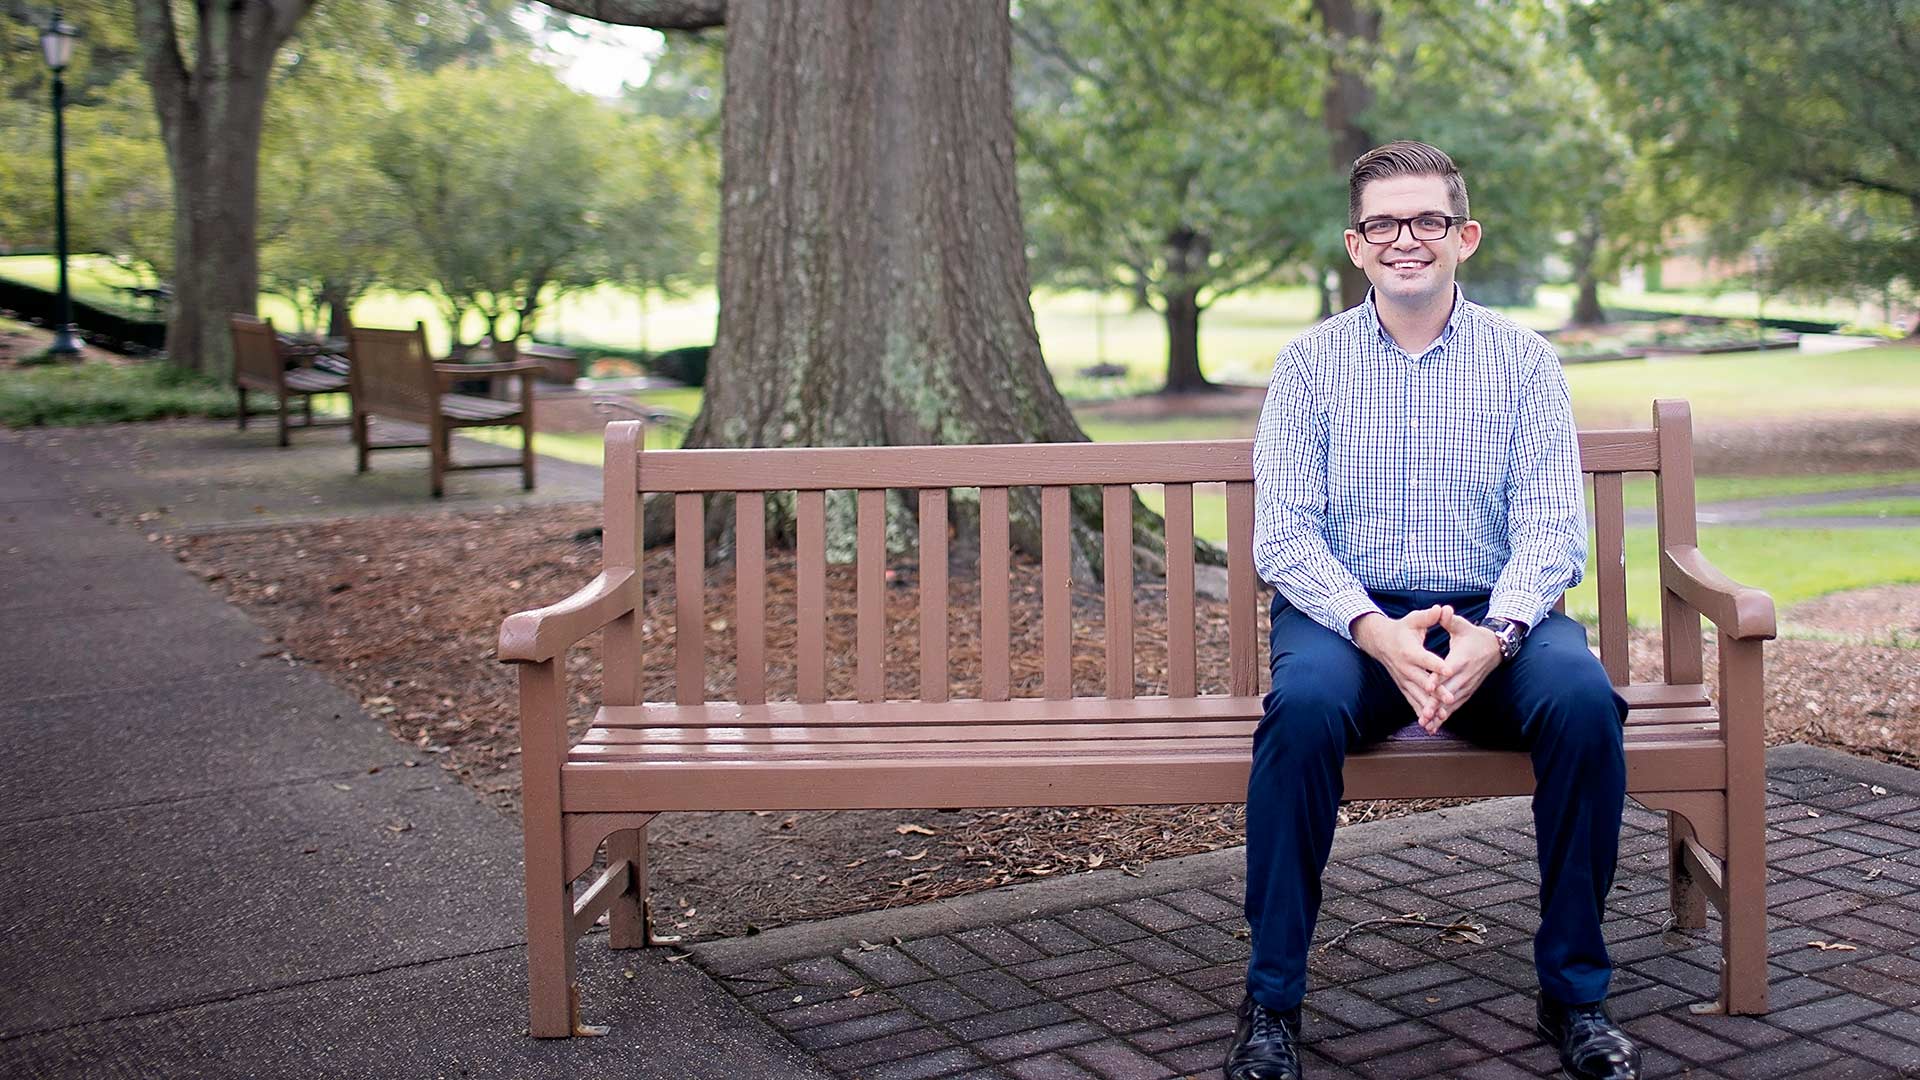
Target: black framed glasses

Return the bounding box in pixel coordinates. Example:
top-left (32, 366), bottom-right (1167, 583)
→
top-left (1352, 214), bottom-right (1467, 245)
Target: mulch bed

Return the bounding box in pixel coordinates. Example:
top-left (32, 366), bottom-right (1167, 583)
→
top-left (165, 506), bottom-right (1919, 940)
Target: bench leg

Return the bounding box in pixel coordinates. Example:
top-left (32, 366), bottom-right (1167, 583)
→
top-left (521, 421), bottom-right (535, 491)
top-left (1716, 635), bottom-right (1769, 1015)
top-left (1666, 811), bottom-right (1708, 930)
top-left (521, 659), bottom-right (588, 1037)
top-left (276, 394), bottom-right (291, 448)
top-left (353, 412), bottom-right (370, 473)
top-left (430, 422), bottom-right (447, 498)
top-left (525, 839), bottom-right (577, 1037)
top-left (607, 826), bottom-right (652, 949)
top-left (237, 388), bottom-right (248, 430)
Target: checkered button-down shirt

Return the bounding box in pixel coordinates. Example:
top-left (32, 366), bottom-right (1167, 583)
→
top-left (1251, 288), bottom-right (1586, 640)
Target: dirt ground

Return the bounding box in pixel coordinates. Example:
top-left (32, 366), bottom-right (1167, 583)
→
top-left (165, 502), bottom-right (1919, 942)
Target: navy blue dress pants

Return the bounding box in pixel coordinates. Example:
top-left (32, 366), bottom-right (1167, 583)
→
top-left (1244, 589), bottom-right (1629, 1011)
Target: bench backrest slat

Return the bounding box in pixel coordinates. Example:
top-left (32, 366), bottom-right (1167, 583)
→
top-left (1653, 401), bottom-right (1705, 686)
top-left (980, 487), bottom-right (1013, 701)
top-left (228, 315), bottom-right (282, 386)
top-left (736, 492), bottom-right (768, 705)
top-left (346, 323), bottom-right (436, 421)
top-left (674, 494), bottom-right (705, 705)
top-left (1041, 485), bottom-right (1073, 700)
top-left (610, 417), bottom-right (1687, 709)
top-left (1226, 482), bottom-right (1260, 697)
top-left (1163, 483), bottom-right (1198, 698)
top-left (797, 489), bottom-right (829, 703)
top-left (857, 489), bottom-right (887, 703)
top-left (602, 423), bottom-right (642, 706)
top-left (638, 441), bottom-right (1255, 491)
top-left (1102, 485), bottom-right (1135, 699)
top-left (919, 489), bottom-right (950, 703)
top-left (1592, 471), bottom-right (1630, 684)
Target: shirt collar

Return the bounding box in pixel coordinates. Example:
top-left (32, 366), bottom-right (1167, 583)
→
top-left (1363, 285), bottom-right (1467, 355)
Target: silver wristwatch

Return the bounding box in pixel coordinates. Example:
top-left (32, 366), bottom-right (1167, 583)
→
top-left (1478, 616), bottom-right (1527, 661)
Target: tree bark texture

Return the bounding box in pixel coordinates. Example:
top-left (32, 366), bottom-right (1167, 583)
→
top-left (135, 0), bottom-right (313, 378)
top-left (1570, 210), bottom-right (1606, 325)
top-left (680, 0), bottom-right (1096, 562)
top-left (1161, 288), bottom-right (1211, 393)
top-left (1316, 0), bottom-right (1379, 312)
top-left (1158, 225), bottom-right (1215, 394)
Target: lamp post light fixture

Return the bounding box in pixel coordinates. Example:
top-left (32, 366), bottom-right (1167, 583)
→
top-left (42, 8), bottom-right (82, 357)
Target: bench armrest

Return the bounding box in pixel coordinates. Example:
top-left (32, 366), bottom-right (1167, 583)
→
top-left (498, 569), bottom-right (639, 663)
top-left (1660, 545), bottom-right (1776, 641)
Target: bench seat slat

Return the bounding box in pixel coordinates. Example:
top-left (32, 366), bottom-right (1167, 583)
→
top-left (439, 393), bottom-right (523, 422)
top-left (284, 369), bottom-right (348, 393)
top-left (593, 696), bottom-right (1267, 729)
top-left (578, 706), bottom-right (1718, 751)
top-left (558, 736), bottom-right (1728, 812)
top-left (1617, 683), bottom-right (1710, 709)
top-left (570, 715), bottom-right (1719, 758)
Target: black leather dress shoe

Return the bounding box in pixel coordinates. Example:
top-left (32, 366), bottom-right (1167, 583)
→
top-left (1535, 993), bottom-right (1641, 1080)
top-left (1223, 994), bottom-right (1303, 1080)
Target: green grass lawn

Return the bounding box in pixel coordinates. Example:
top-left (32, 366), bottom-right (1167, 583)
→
top-left (1564, 345), bottom-right (1919, 428)
top-left (1771, 496), bottom-right (1920, 519)
top-left (1620, 469), bottom-right (1920, 511)
top-left (1561, 526), bottom-right (1920, 629)
top-left (0, 358), bottom-right (255, 427)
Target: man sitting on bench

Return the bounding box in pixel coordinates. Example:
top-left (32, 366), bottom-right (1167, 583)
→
top-left (1227, 141), bottom-right (1640, 1080)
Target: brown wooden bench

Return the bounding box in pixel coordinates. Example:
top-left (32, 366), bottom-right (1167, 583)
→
top-left (497, 399), bottom-right (1774, 1037)
top-left (345, 323), bottom-right (539, 497)
top-left (228, 315), bottom-right (349, 447)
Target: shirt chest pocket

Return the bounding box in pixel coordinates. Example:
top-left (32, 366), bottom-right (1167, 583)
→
top-left (1435, 408), bottom-right (1514, 492)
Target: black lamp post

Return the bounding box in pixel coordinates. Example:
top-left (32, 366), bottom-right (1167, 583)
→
top-left (42, 8), bottom-right (82, 357)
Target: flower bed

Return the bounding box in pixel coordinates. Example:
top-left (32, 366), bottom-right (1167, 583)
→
top-left (1549, 317), bottom-right (1798, 362)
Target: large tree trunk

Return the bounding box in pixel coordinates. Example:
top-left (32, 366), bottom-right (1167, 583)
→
top-left (1570, 208), bottom-right (1607, 326)
top-left (1316, 0), bottom-right (1379, 312)
top-left (135, 0), bottom-right (313, 379)
top-left (679, 0), bottom-right (1094, 558)
top-left (1161, 289), bottom-right (1212, 393)
top-left (322, 283), bottom-right (353, 338)
top-left (1158, 225), bottom-right (1215, 394)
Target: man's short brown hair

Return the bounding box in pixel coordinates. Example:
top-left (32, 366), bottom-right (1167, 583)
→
top-left (1348, 141), bottom-right (1469, 225)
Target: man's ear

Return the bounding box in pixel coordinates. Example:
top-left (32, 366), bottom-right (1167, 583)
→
top-left (1456, 219), bottom-right (1482, 263)
top-left (1343, 228), bottom-right (1365, 268)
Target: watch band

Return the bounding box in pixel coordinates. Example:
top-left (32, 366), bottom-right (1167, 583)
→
top-left (1478, 616), bottom-right (1527, 660)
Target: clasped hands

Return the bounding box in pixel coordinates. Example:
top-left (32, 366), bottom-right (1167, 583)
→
top-left (1352, 606), bottom-right (1502, 733)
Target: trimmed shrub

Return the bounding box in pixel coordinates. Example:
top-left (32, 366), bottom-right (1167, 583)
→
top-left (647, 344), bottom-right (710, 386)
top-left (0, 360), bottom-right (261, 427)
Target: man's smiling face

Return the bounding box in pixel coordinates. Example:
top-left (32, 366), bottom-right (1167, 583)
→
top-left (1344, 174), bottom-right (1481, 309)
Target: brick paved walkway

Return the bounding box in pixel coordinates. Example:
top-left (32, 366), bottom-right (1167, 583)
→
top-left (690, 747), bottom-right (1920, 1080)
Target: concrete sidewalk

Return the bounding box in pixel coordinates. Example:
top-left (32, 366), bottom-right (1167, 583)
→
top-left (0, 429), bottom-right (829, 1079)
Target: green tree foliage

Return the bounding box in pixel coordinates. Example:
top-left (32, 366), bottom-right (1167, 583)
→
top-left (369, 60), bottom-right (618, 348)
top-left (1014, 0), bottom-right (1332, 391)
top-left (256, 53), bottom-right (406, 335)
top-left (1574, 0), bottom-right (1919, 322)
top-left (594, 114), bottom-right (717, 350)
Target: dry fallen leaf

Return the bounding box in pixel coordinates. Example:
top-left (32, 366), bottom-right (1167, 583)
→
top-left (846, 987), bottom-right (866, 998)
top-left (1806, 941), bottom-right (1857, 952)
top-left (896, 824), bottom-right (936, 836)
top-left (903, 850), bottom-right (928, 862)
top-left (1807, 809), bottom-right (1821, 818)
top-left (1086, 853), bottom-right (1105, 869)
